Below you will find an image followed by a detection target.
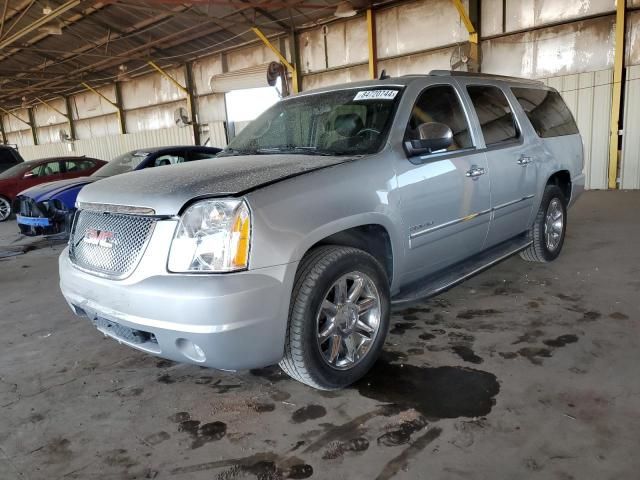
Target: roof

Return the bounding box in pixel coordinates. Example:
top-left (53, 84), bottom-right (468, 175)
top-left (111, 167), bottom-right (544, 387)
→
top-left (0, 0), bottom-right (346, 108)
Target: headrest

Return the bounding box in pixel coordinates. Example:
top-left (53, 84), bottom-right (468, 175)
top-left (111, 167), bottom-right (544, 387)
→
top-left (334, 113), bottom-right (364, 137)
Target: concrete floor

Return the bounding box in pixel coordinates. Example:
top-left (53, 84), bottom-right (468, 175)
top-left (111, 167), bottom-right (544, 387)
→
top-left (0, 191), bottom-right (639, 480)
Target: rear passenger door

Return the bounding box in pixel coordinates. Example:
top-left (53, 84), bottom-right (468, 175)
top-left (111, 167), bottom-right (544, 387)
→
top-left (397, 84), bottom-right (491, 283)
top-left (463, 83), bottom-right (539, 247)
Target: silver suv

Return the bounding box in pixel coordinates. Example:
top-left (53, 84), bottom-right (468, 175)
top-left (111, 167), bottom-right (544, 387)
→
top-left (59, 71), bottom-right (584, 390)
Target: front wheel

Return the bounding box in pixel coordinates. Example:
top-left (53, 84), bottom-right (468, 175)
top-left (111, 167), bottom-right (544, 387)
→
top-left (520, 184), bottom-right (567, 263)
top-left (279, 246), bottom-right (390, 390)
top-left (0, 196), bottom-right (11, 222)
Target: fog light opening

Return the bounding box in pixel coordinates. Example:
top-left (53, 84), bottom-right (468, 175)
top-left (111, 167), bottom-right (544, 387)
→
top-left (176, 338), bottom-right (206, 363)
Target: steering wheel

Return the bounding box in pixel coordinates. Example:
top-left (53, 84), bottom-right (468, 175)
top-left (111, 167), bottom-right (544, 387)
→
top-left (356, 128), bottom-right (381, 137)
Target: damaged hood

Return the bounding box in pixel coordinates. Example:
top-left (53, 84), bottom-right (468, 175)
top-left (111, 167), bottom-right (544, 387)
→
top-left (77, 154), bottom-right (353, 215)
top-left (18, 176), bottom-right (96, 202)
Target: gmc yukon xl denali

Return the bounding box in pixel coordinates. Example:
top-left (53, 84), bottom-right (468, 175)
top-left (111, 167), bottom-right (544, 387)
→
top-left (59, 71), bottom-right (584, 390)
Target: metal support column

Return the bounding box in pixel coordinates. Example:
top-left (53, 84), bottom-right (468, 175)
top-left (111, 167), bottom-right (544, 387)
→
top-left (27, 108), bottom-right (37, 145)
top-left (252, 27), bottom-right (298, 94)
top-left (608, 0), bottom-right (626, 189)
top-left (64, 96), bottom-right (76, 140)
top-left (366, 9), bottom-right (378, 79)
top-left (452, 0), bottom-right (480, 72)
top-left (0, 115), bottom-right (6, 145)
top-left (114, 82), bottom-right (126, 134)
top-left (184, 62), bottom-right (201, 145)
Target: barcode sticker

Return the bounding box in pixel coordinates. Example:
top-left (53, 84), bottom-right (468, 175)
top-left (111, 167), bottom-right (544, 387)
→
top-left (354, 90), bottom-right (398, 101)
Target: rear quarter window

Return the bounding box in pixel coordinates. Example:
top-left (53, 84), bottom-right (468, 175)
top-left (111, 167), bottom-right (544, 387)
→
top-left (511, 87), bottom-right (579, 138)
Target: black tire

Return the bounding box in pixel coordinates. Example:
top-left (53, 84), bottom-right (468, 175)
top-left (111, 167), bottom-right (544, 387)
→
top-left (279, 245), bottom-right (390, 390)
top-left (520, 184), bottom-right (567, 263)
top-left (0, 195), bottom-right (11, 222)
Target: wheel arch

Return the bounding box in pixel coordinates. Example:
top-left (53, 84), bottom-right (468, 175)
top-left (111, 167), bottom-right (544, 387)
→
top-left (293, 217), bottom-right (398, 287)
top-left (546, 170), bottom-right (571, 203)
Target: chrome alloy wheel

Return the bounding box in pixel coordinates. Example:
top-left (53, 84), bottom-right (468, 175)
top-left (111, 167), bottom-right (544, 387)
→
top-left (0, 197), bottom-right (10, 221)
top-left (316, 272), bottom-right (381, 370)
top-left (545, 198), bottom-right (564, 252)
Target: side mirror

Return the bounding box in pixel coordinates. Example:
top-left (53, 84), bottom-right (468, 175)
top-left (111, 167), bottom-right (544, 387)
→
top-left (404, 122), bottom-right (453, 157)
top-left (23, 171), bottom-right (35, 179)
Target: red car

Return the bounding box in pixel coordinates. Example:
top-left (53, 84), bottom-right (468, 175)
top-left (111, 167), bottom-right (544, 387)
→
top-left (0, 156), bottom-right (106, 222)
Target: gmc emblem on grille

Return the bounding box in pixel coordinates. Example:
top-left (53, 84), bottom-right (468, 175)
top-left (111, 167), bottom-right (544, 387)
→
top-left (84, 228), bottom-right (115, 248)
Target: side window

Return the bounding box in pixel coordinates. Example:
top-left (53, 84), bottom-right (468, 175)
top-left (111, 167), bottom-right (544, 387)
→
top-left (66, 160), bottom-right (95, 172)
top-left (511, 88), bottom-right (579, 138)
top-left (0, 149), bottom-right (16, 167)
top-left (28, 161), bottom-right (61, 177)
top-left (405, 85), bottom-right (473, 153)
top-left (153, 154), bottom-right (185, 167)
top-left (467, 85), bottom-right (518, 146)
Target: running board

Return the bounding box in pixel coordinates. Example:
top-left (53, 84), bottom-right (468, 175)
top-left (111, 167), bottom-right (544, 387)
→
top-left (391, 234), bottom-right (532, 307)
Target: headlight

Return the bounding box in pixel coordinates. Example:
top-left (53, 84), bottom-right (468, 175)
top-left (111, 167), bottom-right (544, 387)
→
top-left (168, 199), bottom-right (251, 273)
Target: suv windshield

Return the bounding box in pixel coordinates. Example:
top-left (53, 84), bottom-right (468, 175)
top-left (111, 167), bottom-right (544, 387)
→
top-left (92, 151), bottom-right (149, 177)
top-left (222, 87), bottom-right (402, 157)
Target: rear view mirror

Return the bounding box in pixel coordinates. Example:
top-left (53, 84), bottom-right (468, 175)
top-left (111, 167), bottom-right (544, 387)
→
top-left (404, 122), bottom-right (453, 157)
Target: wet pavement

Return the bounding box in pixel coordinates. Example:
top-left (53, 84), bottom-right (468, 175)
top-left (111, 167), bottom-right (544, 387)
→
top-left (1, 191), bottom-right (639, 479)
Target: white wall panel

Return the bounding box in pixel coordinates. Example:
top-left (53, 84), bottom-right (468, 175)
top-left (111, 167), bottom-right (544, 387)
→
top-left (227, 43), bottom-right (281, 72)
top-left (17, 126), bottom-right (194, 161)
top-left (542, 69), bottom-right (613, 190)
top-left (376, 0), bottom-right (468, 58)
top-left (325, 17), bottom-right (368, 69)
top-left (299, 27), bottom-right (326, 73)
top-left (506, 0), bottom-right (614, 32)
top-left (626, 10), bottom-right (640, 67)
top-left (301, 64), bottom-right (369, 91)
top-left (6, 129), bottom-right (34, 147)
top-left (3, 109), bottom-right (31, 134)
top-left (72, 85), bottom-right (118, 120)
top-left (33, 99), bottom-right (67, 126)
top-left (191, 54), bottom-right (224, 95)
top-left (75, 114), bottom-right (120, 140)
top-left (481, 0), bottom-right (504, 36)
top-left (482, 17), bottom-right (615, 78)
top-left (37, 122), bottom-right (71, 145)
top-left (120, 67), bottom-right (187, 110)
top-left (197, 94), bottom-right (226, 123)
top-left (378, 47), bottom-right (457, 76)
top-left (621, 65), bottom-right (640, 189)
top-left (125, 100), bottom-right (187, 133)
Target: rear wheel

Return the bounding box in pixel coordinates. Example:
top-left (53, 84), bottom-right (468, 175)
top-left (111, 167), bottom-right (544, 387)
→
top-left (520, 184), bottom-right (567, 263)
top-left (279, 246), bottom-right (390, 390)
top-left (0, 196), bottom-right (11, 222)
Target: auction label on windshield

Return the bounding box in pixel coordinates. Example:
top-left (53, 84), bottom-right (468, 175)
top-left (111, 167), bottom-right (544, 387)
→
top-left (354, 90), bottom-right (398, 101)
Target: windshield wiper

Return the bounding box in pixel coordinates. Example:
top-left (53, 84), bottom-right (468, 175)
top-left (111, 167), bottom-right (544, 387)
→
top-left (217, 147), bottom-right (258, 157)
top-left (255, 146), bottom-right (334, 156)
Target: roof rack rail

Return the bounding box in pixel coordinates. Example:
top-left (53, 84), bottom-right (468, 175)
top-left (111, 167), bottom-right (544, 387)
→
top-left (429, 70), bottom-right (544, 85)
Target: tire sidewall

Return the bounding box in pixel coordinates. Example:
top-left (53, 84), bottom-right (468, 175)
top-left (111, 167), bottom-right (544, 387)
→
top-left (536, 185), bottom-right (567, 261)
top-left (0, 196), bottom-right (11, 222)
top-left (295, 250), bottom-right (390, 389)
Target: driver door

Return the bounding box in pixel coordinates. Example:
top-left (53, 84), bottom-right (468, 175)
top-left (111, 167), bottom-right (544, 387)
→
top-left (396, 84), bottom-right (491, 285)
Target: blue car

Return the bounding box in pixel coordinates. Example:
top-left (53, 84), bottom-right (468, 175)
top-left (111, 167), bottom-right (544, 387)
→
top-left (16, 145), bottom-right (221, 236)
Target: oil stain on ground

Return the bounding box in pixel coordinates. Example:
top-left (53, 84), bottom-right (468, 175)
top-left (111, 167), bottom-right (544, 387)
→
top-left (292, 405), bottom-right (327, 424)
top-left (171, 453), bottom-right (313, 479)
top-left (377, 417), bottom-right (428, 446)
top-left (356, 359), bottom-right (499, 419)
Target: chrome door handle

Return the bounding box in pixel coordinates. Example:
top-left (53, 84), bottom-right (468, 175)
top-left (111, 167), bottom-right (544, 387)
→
top-left (466, 166), bottom-right (486, 178)
top-left (517, 156), bottom-right (533, 166)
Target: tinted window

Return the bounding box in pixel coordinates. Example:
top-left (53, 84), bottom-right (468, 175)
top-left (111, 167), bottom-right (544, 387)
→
top-left (66, 160), bottom-right (95, 172)
top-left (405, 85), bottom-right (473, 152)
top-left (467, 85), bottom-right (518, 146)
top-left (92, 151), bottom-right (149, 177)
top-left (153, 154), bottom-right (185, 167)
top-left (28, 161), bottom-right (61, 178)
top-left (0, 149), bottom-right (17, 167)
top-left (512, 88), bottom-right (579, 138)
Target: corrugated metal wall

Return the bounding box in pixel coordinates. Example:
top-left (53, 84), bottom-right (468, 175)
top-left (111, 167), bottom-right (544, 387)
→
top-left (621, 64), bottom-right (640, 189)
top-left (543, 70), bottom-right (613, 190)
top-left (17, 126), bottom-right (194, 161)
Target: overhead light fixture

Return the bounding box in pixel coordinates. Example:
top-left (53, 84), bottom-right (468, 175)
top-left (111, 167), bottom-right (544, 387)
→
top-left (334, 0), bottom-right (357, 17)
top-left (42, 4), bottom-right (53, 15)
top-left (117, 64), bottom-right (131, 82)
top-left (21, 96), bottom-right (28, 108)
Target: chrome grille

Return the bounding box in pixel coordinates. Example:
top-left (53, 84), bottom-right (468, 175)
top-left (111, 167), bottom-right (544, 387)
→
top-left (69, 209), bottom-right (156, 278)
